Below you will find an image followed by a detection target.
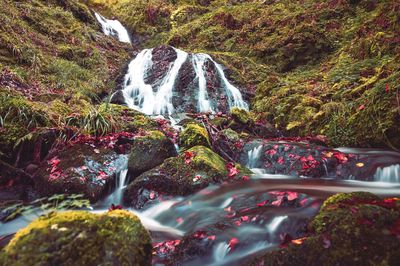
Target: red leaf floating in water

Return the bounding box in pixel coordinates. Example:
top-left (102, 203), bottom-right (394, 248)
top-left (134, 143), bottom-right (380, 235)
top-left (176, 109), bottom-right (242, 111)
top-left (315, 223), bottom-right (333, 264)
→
top-left (176, 217), bottom-right (184, 224)
top-left (149, 190), bottom-right (156, 200)
top-left (228, 238), bottom-right (239, 251)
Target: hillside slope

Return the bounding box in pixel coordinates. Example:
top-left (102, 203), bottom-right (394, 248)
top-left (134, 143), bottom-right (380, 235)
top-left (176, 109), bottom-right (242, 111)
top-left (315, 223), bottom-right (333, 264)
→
top-left (87, 0), bottom-right (400, 149)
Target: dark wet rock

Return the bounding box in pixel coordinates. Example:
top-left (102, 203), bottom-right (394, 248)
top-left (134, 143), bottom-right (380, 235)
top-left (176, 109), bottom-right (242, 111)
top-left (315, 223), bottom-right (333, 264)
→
top-left (252, 192), bottom-right (400, 266)
top-left (110, 90), bottom-right (126, 105)
top-left (0, 210), bottom-right (152, 265)
top-left (124, 146), bottom-right (250, 209)
top-left (239, 140), bottom-right (353, 178)
top-left (128, 131), bottom-right (177, 177)
top-left (34, 145), bottom-right (122, 202)
top-left (179, 123), bottom-right (211, 151)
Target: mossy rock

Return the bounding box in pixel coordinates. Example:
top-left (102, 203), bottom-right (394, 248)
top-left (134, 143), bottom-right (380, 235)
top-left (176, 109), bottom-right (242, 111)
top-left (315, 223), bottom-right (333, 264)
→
top-left (221, 128), bottom-right (240, 142)
top-left (128, 131), bottom-right (177, 177)
top-left (253, 192), bottom-right (400, 266)
top-left (179, 123), bottom-right (211, 151)
top-left (0, 210), bottom-right (152, 266)
top-left (124, 145), bottom-right (233, 208)
top-left (230, 107), bottom-right (251, 125)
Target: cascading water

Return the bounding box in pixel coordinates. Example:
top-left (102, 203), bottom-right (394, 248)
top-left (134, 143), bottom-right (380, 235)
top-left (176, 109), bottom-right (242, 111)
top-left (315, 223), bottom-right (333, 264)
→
top-left (192, 54), bottom-right (214, 113)
top-left (246, 145), bottom-right (263, 170)
top-left (121, 47), bottom-right (248, 115)
top-left (98, 155), bottom-right (129, 207)
top-left (374, 164), bottom-right (400, 183)
top-left (94, 13), bottom-right (131, 43)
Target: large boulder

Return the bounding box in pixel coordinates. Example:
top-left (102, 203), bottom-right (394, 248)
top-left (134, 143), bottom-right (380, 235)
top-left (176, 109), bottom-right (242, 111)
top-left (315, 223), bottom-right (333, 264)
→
top-left (252, 192), bottom-right (400, 266)
top-left (124, 145), bottom-right (251, 209)
top-left (34, 145), bottom-right (123, 202)
top-left (0, 210), bottom-right (152, 265)
top-left (128, 131), bottom-right (177, 177)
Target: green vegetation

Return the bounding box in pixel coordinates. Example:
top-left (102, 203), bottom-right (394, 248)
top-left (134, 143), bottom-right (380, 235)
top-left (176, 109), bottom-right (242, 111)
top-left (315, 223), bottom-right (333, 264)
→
top-left (1, 210), bottom-right (152, 266)
top-left (88, 0), bottom-right (400, 149)
top-left (0, 0), bottom-right (132, 157)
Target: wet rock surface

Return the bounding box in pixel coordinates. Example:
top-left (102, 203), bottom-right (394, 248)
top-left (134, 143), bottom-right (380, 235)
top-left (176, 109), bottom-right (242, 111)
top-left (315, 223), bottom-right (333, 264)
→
top-left (128, 130), bottom-right (177, 177)
top-left (34, 145), bottom-right (122, 202)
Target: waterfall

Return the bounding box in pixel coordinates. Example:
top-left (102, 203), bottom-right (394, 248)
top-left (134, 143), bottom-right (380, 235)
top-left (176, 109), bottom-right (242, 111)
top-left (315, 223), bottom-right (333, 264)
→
top-left (192, 54), bottom-right (214, 113)
top-left (211, 58), bottom-right (249, 110)
top-left (101, 155), bottom-right (129, 206)
top-left (121, 46), bottom-right (249, 115)
top-left (247, 145), bottom-right (263, 169)
top-left (122, 48), bottom-right (188, 115)
top-left (374, 164), bottom-right (400, 183)
top-left (94, 13), bottom-right (131, 43)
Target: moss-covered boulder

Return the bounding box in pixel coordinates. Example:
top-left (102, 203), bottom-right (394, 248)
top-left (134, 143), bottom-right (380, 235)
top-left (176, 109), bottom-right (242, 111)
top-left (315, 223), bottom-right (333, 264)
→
top-left (0, 210), bottom-right (152, 265)
top-left (253, 192), bottom-right (400, 266)
top-left (124, 145), bottom-right (251, 208)
top-left (128, 131), bottom-right (177, 177)
top-left (231, 107), bottom-right (251, 125)
top-left (35, 145), bottom-right (123, 202)
top-left (179, 123), bottom-right (211, 151)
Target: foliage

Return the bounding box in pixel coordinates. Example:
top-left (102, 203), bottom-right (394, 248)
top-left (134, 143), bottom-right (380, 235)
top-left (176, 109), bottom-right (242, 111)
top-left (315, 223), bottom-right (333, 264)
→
top-left (1, 194), bottom-right (90, 222)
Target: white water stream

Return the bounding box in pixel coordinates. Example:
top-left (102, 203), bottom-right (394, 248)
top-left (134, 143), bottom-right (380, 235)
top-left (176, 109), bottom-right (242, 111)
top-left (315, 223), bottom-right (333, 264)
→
top-left (94, 13), bottom-right (131, 43)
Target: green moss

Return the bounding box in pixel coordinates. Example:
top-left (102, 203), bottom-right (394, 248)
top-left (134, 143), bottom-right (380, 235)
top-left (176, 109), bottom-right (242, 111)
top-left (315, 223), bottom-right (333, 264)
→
top-left (1, 210), bottom-right (152, 266)
top-left (230, 107), bottom-right (251, 125)
top-left (179, 123), bottom-right (211, 151)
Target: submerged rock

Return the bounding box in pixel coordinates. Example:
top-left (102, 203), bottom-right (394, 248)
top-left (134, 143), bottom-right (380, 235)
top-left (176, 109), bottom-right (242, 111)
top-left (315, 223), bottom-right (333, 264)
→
top-left (34, 145), bottom-right (121, 202)
top-left (128, 131), bottom-right (177, 177)
top-left (0, 210), bottom-right (152, 265)
top-left (179, 123), bottom-right (211, 151)
top-left (124, 145), bottom-right (250, 208)
top-left (252, 192), bottom-right (400, 266)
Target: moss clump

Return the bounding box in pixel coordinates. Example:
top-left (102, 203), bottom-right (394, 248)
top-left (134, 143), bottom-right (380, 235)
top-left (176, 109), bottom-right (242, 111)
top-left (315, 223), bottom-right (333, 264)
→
top-left (254, 192), bottom-right (400, 266)
top-left (128, 130), bottom-right (177, 176)
top-left (230, 107), bottom-right (251, 125)
top-left (179, 123), bottom-right (211, 151)
top-left (1, 210), bottom-right (152, 266)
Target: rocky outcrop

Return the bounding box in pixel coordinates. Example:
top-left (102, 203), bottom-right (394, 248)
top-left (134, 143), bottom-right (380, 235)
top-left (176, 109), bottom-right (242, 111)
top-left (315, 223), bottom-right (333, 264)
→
top-left (124, 145), bottom-right (251, 209)
top-left (34, 145), bottom-right (123, 202)
top-left (1, 210), bottom-right (152, 265)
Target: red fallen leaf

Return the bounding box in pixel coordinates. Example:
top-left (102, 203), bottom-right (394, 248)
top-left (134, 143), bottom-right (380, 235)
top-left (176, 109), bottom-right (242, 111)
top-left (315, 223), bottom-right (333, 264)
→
top-left (193, 175), bottom-right (201, 182)
top-left (228, 238), bottom-right (239, 251)
top-left (242, 175), bottom-right (250, 181)
top-left (80, 165), bottom-right (88, 170)
top-left (299, 198), bottom-right (308, 206)
top-left (287, 192), bottom-right (298, 201)
top-left (108, 204), bottom-right (123, 211)
top-left (228, 167), bottom-right (239, 177)
top-left (193, 231), bottom-right (207, 239)
top-left (234, 220), bottom-right (242, 226)
top-left (176, 217), bottom-right (184, 224)
top-left (241, 215), bottom-right (249, 222)
top-left (184, 151), bottom-right (196, 165)
top-left (385, 83), bottom-right (390, 93)
top-left (265, 149), bottom-right (277, 156)
top-left (358, 104), bottom-right (365, 110)
top-left (256, 200), bottom-right (269, 207)
top-left (208, 235), bottom-right (216, 241)
top-left (291, 237), bottom-right (307, 245)
top-left (277, 156), bottom-right (284, 165)
top-left (149, 190), bottom-right (156, 200)
top-left (97, 171), bottom-right (108, 180)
